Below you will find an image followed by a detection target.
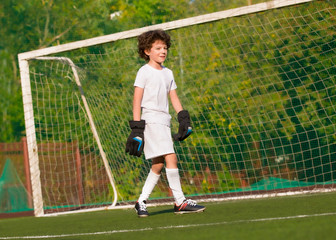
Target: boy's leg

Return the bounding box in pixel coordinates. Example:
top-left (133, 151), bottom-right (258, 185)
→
top-left (138, 157), bottom-right (164, 203)
top-left (165, 153), bottom-right (185, 206)
top-left (135, 157), bottom-right (164, 217)
top-left (165, 153), bottom-right (206, 214)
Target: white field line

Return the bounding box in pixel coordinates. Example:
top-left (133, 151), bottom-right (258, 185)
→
top-left (1, 212), bottom-right (336, 239)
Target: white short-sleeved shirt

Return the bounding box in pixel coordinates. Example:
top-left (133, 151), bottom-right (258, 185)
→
top-left (134, 64), bottom-right (177, 126)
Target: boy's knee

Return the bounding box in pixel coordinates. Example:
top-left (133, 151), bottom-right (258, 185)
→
top-left (164, 153), bottom-right (178, 168)
top-left (151, 161), bottom-right (164, 174)
top-left (151, 167), bottom-right (163, 175)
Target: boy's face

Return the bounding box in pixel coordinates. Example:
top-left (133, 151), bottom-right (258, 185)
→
top-left (145, 40), bottom-right (168, 66)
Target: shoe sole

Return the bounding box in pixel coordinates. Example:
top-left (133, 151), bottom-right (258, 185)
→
top-left (174, 207), bottom-right (206, 215)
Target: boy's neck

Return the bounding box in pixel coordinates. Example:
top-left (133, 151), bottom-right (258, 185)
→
top-left (147, 61), bottom-right (163, 70)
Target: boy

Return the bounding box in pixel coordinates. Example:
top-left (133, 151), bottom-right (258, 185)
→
top-left (126, 29), bottom-right (205, 217)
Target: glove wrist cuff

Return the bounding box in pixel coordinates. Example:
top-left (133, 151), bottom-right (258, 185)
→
top-left (129, 120), bottom-right (146, 129)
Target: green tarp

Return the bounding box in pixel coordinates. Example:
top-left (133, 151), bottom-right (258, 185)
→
top-left (0, 159), bottom-right (32, 213)
top-left (238, 177), bottom-right (335, 192)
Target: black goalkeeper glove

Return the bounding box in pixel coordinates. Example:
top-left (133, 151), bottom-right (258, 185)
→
top-left (125, 120), bottom-right (145, 157)
top-left (173, 110), bottom-right (192, 141)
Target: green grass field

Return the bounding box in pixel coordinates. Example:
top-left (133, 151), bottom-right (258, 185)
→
top-left (1, 192), bottom-right (336, 240)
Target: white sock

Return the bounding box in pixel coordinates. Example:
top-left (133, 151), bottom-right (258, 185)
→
top-left (166, 168), bottom-right (185, 206)
top-left (138, 169), bottom-right (160, 203)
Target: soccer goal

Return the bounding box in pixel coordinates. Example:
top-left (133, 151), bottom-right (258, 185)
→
top-left (18, 0), bottom-right (336, 217)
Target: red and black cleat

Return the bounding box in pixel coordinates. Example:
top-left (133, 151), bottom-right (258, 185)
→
top-left (174, 199), bottom-right (205, 214)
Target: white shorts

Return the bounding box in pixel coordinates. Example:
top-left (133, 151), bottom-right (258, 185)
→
top-left (144, 123), bottom-right (175, 160)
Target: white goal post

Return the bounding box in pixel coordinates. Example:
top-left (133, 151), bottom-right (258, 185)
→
top-left (18, 0), bottom-right (336, 217)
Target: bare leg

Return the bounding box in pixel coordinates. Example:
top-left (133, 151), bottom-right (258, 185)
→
top-left (164, 153), bottom-right (178, 169)
top-left (151, 156), bottom-right (165, 174)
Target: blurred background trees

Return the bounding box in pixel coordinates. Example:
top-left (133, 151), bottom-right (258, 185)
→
top-left (0, 0), bottom-right (262, 142)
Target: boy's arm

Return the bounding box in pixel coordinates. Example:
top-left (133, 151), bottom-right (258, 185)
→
top-left (133, 86), bottom-right (144, 120)
top-left (169, 89), bottom-right (183, 113)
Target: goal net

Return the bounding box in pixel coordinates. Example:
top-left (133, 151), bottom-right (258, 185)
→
top-left (18, 0), bottom-right (336, 216)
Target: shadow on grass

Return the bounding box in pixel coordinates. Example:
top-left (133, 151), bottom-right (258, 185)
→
top-left (149, 208), bottom-right (174, 216)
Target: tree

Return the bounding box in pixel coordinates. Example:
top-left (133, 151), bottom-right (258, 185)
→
top-left (0, 0), bottom-right (117, 142)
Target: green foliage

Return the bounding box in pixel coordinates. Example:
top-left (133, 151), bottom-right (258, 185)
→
top-left (0, 0), bottom-right (118, 142)
top-left (0, 0), bottom-right (266, 142)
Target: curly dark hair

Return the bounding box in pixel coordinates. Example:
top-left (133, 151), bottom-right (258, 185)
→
top-left (137, 29), bottom-right (171, 61)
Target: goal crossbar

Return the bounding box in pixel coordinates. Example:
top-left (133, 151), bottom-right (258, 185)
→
top-left (18, 0), bottom-right (313, 61)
